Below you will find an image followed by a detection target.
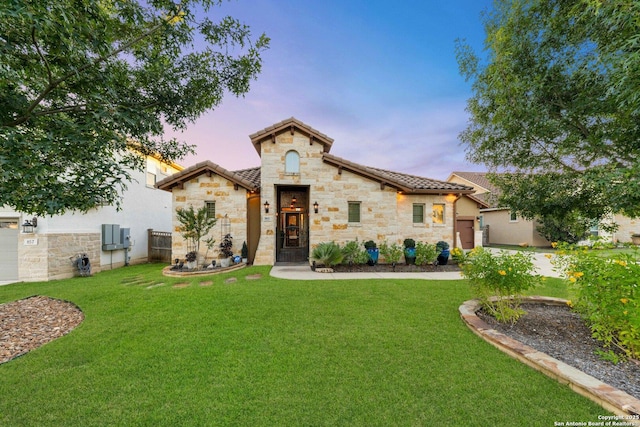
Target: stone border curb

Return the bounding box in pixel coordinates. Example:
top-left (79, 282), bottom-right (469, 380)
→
top-left (162, 263), bottom-right (245, 277)
top-left (459, 296), bottom-right (640, 421)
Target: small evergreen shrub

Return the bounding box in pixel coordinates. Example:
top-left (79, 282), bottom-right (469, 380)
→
top-left (403, 238), bottom-right (416, 249)
top-left (364, 240), bottom-right (377, 250)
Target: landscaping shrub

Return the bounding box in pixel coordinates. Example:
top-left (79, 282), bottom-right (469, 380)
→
top-left (461, 247), bottom-right (541, 324)
top-left (553, 247), bottom-right (640, 360)
top-left (379, 241), bottom-right (403, 265)
top-left (415, 241), bottom-right (437, 266)
top-left (341, 239), bottom-right (369, 265)
top-left (312, 242), bottom-right (344, 267)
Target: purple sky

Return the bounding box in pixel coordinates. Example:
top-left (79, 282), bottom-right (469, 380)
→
top-left (166, 0), bottom-right (493, 180)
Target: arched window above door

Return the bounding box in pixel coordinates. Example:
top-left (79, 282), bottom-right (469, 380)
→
top-left (285, 150), bottom-right (300, 174)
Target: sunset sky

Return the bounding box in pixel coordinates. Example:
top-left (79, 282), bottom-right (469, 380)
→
top-left (168, 0), bottom-right (494, 180)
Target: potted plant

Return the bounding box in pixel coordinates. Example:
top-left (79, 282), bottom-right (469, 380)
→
top-left (632, 233), bottom-right (640, 246)
top-left (185, 251), bottom-right (197, 270)
top-left (403, 238), bottom-right (416, 265)
top-left (219, 234), bottom-right (233, 268)
top-left (241, 241), bottom-right (249, 263)
top-left (364, 240), bottom-right (379, 266)
top-left (436, 241), bottom-right (450, 265)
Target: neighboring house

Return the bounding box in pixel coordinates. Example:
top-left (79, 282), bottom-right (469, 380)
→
top-left (157, 117), bottom-right (475, 265)
top-left (447, 171), bottom-right (640, 246)
top-left (447, 171), bottom-right (551, 247)
top-left (0, 155), bottom-right (182, 283)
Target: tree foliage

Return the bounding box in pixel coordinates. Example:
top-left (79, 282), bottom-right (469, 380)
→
top-left (176, 204), bottom-right (217, 256)
top-left (457, 0), bottom-right (640, 230)
top-left (1, 0), bottom-right (269, 216)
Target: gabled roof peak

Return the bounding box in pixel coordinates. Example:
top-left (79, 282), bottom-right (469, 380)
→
top-left (156, 160), bottom-right (260, 192)
top-left (249, 117), bottom-right (334, 156)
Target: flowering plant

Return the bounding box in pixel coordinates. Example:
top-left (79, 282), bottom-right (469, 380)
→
top-left (460, 248), bottom-right (541, 324)
top-left (450, 247), bottom-right (465, 263)
top-left (553, 247), bottom-right (639, 360)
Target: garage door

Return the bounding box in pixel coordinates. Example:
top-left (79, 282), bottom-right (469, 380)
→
top-left (0, 220), bottom-right (19, 282)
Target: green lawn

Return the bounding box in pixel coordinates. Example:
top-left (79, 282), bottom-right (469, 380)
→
top-left (0, 264), bottom-right (605, 426)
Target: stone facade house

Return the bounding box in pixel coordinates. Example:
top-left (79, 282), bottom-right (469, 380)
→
top-left (0, 155), bottom-right (182, 284)
top-left (157, 118), bottom-right (475, 265)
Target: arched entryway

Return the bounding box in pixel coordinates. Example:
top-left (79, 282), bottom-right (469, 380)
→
top-left (276, 186), bottom-right (309, 263)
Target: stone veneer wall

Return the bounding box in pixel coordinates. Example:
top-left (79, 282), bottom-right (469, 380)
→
top-left (252, 129), bottom-right (457, 265)
top-left (171, 174), bottom-right (249, 264)
top-left (18, 232), bottom-right (101, 281)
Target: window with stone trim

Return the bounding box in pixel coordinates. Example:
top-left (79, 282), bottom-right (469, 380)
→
top-left (205, 201), bottom-right (216, 219)
top-left (348, 201), bottom-right (361, 223)
top-left (285, 150), bottom-right (300, 174)
top-left (432, 203), bottom-right (445, 224)
top-left (413, 204), bottom-right (425, 223)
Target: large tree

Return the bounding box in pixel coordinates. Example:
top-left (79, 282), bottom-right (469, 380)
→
top-left (456, 0), bottom-right (640, 238)
top-left (1, 0), bottom-right (269, 216)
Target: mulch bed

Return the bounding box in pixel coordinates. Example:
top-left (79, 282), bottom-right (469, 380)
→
top-left (328, 262), bottom-right (461, 273)
top-left (478, 303), bottom-right (640, 400)
top-left (1, 296), bottom-right (84, 364)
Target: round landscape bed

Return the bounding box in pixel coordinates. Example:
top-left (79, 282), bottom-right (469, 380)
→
top-left (162, 262), bottom-right (246, 278)
top-left (459, 296), bottom-right (640, 420)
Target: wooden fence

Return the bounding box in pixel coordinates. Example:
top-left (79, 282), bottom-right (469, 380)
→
top-left (148, 229), bottom-right (172, 263)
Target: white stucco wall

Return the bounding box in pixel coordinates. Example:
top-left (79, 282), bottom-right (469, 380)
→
top-left (5, 156), bottom-right (179, 281)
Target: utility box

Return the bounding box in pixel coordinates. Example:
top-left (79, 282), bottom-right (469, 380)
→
top-left (102, 224), bottom-right (124, 250)
top-left (120, 228), bottom-right (131, 249)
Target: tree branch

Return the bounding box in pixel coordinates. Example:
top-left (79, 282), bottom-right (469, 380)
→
top-left (7, 7), bottom-right (182, 127)
top-left (31, 26), bottom-right (53, 85)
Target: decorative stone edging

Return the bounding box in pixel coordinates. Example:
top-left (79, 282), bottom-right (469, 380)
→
top-left (459, 296), bottom-right (640, 421)
top-left (162, 263), bottom-right (246, 277)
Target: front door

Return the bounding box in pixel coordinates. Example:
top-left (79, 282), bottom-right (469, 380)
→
top-left (276, 187), bottom-right (309, 263)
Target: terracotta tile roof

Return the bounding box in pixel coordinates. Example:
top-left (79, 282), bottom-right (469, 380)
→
top-left (233, 167), bottom-right (261, 188)
top-left (323, 153), bottom-right (474, 194)
top-left (156, 160), bottom-right (260, 192)
top-left (249, 117), bottom-right (334, 155)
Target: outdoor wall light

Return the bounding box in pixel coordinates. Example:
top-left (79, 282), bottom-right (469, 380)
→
top-left (22, 217), bottom-right (37, 233)
top-left (264, 201), bottom-right (270, 213)
top-left (313, 201), bottom-right (319, 214)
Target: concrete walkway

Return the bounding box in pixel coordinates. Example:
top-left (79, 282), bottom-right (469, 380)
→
top-left (271, 247), bottom-right (561, 281)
